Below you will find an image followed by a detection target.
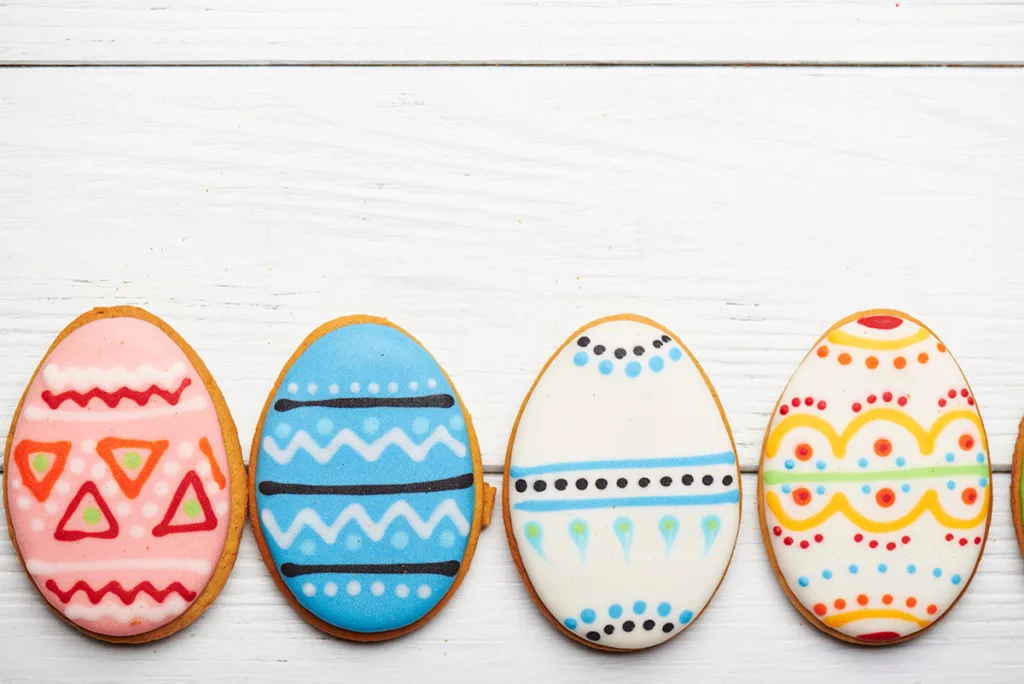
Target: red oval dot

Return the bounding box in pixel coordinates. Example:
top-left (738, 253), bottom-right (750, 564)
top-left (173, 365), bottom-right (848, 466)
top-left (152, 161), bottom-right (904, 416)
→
top-left (773, 526), bottom-right (782, 536)
top-left (814, 534), bottom-right (824, 543)
top-left (886, 542), bottom-right (896, 551)
top-left (869, 540), bottom-right (878, 549)
top-left (883, 391), bottom-right (893, 402)
top-left (804, 397), bottom-right (814, 406)
top-left (961, 389), bottom-right (969, 397)
top-left (975, 537), bottom-right (982, 545)
top-left (945, 533), bottom-right (954, 541)
top-left (800, 540), bottom-right (809, 549)
top-left (948, 389), bottom-right (957, 398)
top-left (817, 400), bottom-right (827, 410)
top-left (902, 536), bottom-right (910, 544)
top-left (784, 537), bottom-right (794, 546)
top-left (968, 397), bottom-right (975, 406)
top-left (898, 397), bottom-right (907, 406)
top-left (959, 538), bottom-right (968, 547)
top-left (854, 533), bottom-right (864, 542)
top-left (792, 398), bottom-right (801, 407)
top-left (780, 405), bottom-right (789, 415)
top-left (939, 399), bottom-right (947, 407)
top-left (867, 395), bottom-right (877, 404)
top-left (852, 403), bottom-right (862, 412)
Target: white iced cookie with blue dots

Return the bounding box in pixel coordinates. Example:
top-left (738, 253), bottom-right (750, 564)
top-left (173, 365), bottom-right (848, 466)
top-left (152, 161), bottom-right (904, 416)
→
top-left (504, 314), bottom-right (741, 651)
top-left (758, 310), bottom-right (992, 645)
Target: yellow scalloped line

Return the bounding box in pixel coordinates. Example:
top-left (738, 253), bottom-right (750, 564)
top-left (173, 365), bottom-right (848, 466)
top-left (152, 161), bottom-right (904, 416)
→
top-left (823, 609), bottom-right (930, 629)
top-left (765, 489), bottom-right (989, 533)
top-left (765, 408), bottom-right (984, 459)
top-left (826, 327), bottom-right (931, 350)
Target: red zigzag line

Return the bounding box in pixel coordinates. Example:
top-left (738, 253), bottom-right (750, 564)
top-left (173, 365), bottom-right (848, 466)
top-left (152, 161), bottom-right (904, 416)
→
top-left (44, 579), bottom-right (197, 605)
top-left (41, 378), bottom-right (191, 409)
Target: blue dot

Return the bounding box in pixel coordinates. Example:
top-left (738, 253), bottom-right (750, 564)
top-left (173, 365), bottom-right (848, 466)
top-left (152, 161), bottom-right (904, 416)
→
top-left (412, 417), bottom-right (430, 435)
top-left (902, 484), bottom-right (911, 493)
top-left (274, 423), bottom-right (292, 440)
top-left (980, 478), bottom-right (988, 488)
top-left (785, 460), bottom-right (795, 470)
top-left (849, 564), bottom-right (859, 574)
top-left (977, 453), bottom-right (985, 463)
top-left (625, 361), bottom-right (642, 378)
top-left (822, 569), bottom-right (833, 580)
top-left (391, 531), bottom-right (409, 549)
top-left (564, 618), bottom-right (578, 630)
top-left (649, 357), bottom-right (664, 373)
top-left (299, 539), bottom-right (316, 556)
top-left (857, 458), bottom-right (868, 468)
top-left (573, 352), bottom-right (589, 367)
top-left (679, 610), bottom-right (694, 624)
top-left (581, 609), bottom-right (596, 624)
top-left (609, 604), bottom-right (623, 619)
top-left (781, 485), bottom-right (792, 494)
top-left (439, 530), bottom-right (456, 548)
top-left (448, 415), bottom-right (465, 431)
top-left (633, 601), bottom-right (647, 615)
top-left (599, 360), bottom-right (614, 375)
top-left (907, 564), bottom-right (917, 574)
top-left (933, 568), bottom-right (942, 578)
top-left (896, 457), bottom-right (906, 467)
top-left (669, 348), bottom-right (682, 361)
top-left (952, 574), bottom-right (962, 585)
top-left (861, 484), bottom-right (871, 494)
top-left (798, 576), bottom-right (809, 587)
top-left (363, 416), bottom-right (379, 434)
top-left (815, 460), bottom-right (826, 471)
top-left (316, 418), bottom-right (333, 435)
top-left (657, 602), bottom-right (671, 617)
top-left (878, 563), bottom-right (888, 573)
top-left (945, 452), bottom-right (955, 463)
top-left (816, 485), bottom-right (826, 495)
top-left (947, 480), bottom-right (956, 490)
top-left (345, 535), bottom-right (361, 551)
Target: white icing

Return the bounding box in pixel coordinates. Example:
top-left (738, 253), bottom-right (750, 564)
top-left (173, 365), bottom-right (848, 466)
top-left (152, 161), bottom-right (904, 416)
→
top-left (23, 396), bottom-right (207, 422)
top-left (42, 362), bottom-right (188, 392)
top-left (262, 425), bottom-right (466, 464)
top-left (64, 596), bottom-right (190, 624)
top-left (25, 558), bottom-right (212, 574)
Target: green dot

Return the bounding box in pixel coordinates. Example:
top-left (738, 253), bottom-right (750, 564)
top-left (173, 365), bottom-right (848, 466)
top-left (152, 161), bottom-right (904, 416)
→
top-left (570, 521), bottom-right (586, 535)
top-left (183, 499), bottom-right (201, 519)
top-left (660, 519), bottom-right (677, 531)
top-left (122, 451), bottom-right (142, 469)
top-left (31, 453), bottom-right (50, 472)
top-left (616, 521), bottom-right (631, 533)
top-left (707, 519), bottom-right (720, 531)
top-left (525, 522), bottom-right (541, 539)
top-left (82, 507), bottom-right (101, 525)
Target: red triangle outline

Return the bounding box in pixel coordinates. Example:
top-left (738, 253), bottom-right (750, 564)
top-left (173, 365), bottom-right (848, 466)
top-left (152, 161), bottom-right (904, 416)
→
top-left (54, 481), bottom-right (119, 541)
top-left (13, 440), bottom-right (71, 502)
top-left (152, 471), bottom-right (217, 537)
top-left (95, 437), bottom-right (168, 499)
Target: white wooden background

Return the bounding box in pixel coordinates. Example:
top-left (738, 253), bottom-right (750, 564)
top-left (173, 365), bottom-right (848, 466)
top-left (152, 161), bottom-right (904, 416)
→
top-left (1, 2), bottom-right (1024, 681)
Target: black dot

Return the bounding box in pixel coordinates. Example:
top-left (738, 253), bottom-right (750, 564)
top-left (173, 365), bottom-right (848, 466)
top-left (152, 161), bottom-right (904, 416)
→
top-left (603, 624), bottom-right (615, 635)
top-left (662, 623), bottom-right (674, 633)
top-left (633, 346), bottom-right (645, 356)
top-left (594, 345), bottom-right (606, 355)
top-left (576, 478), bottom-right (588, 491)
top-left (578, 336), bottom-right (590, 348)
top-left (653, 339), bottom-right (663, 349)
top-left (703, 475), bottom-right (714, 486)
top-left (586, 631), bottom-right (600, 641)
top-left (643, 620), bottom-right (656, 631)
top-left (661, 335), bottom-right (671, 343)
top-left (515, 479), bottom-right (527, 493)
top-left (638, 477), bottom-right (650, 488)
top-left (616, 478), bottom-right (628, 488)
top-left (614, 348), bottom-right (627, 359)
top-left (595, 478), bottom-right (608, 490)
top-left (723, 475), bottom-right (734, 486)
top-left (623, 620), bottom-right (635, 632)
top-left (533, 480), bottom-right (547, 492)
top-left (660, 476), bottom-right (672, 487)
top-left (682, 474), bottom-right (693, 486)
top-left (554, 478), bottom-right (568, 491)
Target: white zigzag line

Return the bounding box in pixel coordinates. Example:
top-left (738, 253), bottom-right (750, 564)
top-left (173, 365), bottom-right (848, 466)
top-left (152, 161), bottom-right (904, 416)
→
top-left (260, 499), bottom-right (471, 549)
top-left (262, 425), bottom-right (467, 464)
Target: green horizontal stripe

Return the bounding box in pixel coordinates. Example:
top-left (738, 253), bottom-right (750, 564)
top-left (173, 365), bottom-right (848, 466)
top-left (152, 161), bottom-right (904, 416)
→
top-left (763, 464), bottom-right (988, 485)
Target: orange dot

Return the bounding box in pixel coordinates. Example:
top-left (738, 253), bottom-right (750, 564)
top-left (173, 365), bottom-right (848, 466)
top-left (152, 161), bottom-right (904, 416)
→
top-left (838, 353), bottom-right (852, 366)
top-left (866, 356), bottom-right (879, 369)
top-left (927, 604), bottom-right (938, 615)
top-left (906, 597), bottom-right (918, 608)
top-left (817, 346), bottom-right (829, 358)
top-left (793, 487), bottom-right (813, 506)
top-left (962, 488), bottom-right (978, 505)
top-left (918, 352), bottom-right (930, 364)
top-left (937, 343), bottom-right (947, 353)
top-left (875, 488), bottom-right (896, 508)
top-left (795, 443), bottom-right (814, 461)
top-left (857, 594), bottom-right (869, 606)
top-left (813, 603), bottom-right (827, 616)
top-left (834, 598), bottom-right (846, 610)
top-left (874, 438), bottom-right (892, 457)
top-left (894, 356), bottom-right (906, 369)
top-left (882, 594), bottom-right (893, 605)
top-left (959, 434), bottom-right (975, 451)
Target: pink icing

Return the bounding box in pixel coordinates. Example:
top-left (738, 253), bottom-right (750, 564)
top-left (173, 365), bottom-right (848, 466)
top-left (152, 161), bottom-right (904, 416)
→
top-left (7, 316), bottom-right (231, 637)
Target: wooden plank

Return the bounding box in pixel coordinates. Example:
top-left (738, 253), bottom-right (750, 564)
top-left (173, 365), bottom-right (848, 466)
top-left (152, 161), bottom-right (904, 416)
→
top-left (0, 473), bottom-right (1021, 681)
top-left (0, 67), bottom-right (1023, 472)
top-left (1, 0), bottom-right (1024, 65)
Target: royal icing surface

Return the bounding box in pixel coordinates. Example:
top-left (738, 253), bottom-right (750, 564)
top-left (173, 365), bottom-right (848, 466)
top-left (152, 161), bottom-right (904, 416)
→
top-left (506, 317), bottom-right (740, 650)
top-left (253, 322), bottom-right (477, 634)
top-left (6, 316), bottom-right (232, 637)
top-left (760, 311), bottom-right (991, 644)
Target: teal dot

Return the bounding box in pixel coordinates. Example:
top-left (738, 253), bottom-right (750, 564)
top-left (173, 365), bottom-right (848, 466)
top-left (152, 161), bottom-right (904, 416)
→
top-left (945, 452), bottom-right (955, 463)
top-left (815, 460), bottom-right (826, 471)
top-left (564, 618), bottom-right (577, 630)
top-left (439, 530), bottom-right (456, 548)
top-left (952, 574), bottom-right (962, 585)
top-left (976, 453), bottom-right (985, 463)
top-left (599, 360), bottom-right (614, 375)
top-left (784, 460), bottom-right (795, 470)
top-left (657, 602), bottom-right (671, 617)
top-left (781, 485), bottom-right (791, 494)
top-left (857, 458), bottom-right (868, 468)
top-left (980, 477), bottom-right (988, 488)
top-left (633, 601), bottom-right (646, 615)
top-left (947, 480), bottom-right (956, 490)
top-left (412, 417), bottom-right (430, 435)
top-left (822, 569), bottom-right (832, 579)
top-left (678, 610), bottom-right (694, 624)
top-left (798, 576), bottom-right (809, 587)
top-left (580, 609), bottom-right (596, 624)
top-left (363, 417), bottom-right (379, 434)
top-left (849, 564), bottom-right (859, 574)
top-left (625, 361), bottom-right (642, 378)
top-left (391, 531), bottom-right (409, 549)
top-left (861, 484), bottom-right (871, 494)
top-left (316, 418), bottom-right (333, 435)
top-left (573, 352), bottom-right (588, 367)
top-left (896, 457), bottom-right (906, 467)
top-left (345, 535), bottom-right (361, 551)
top-left (816, 485), bottom-right (825, 495)
top-left (902, 484), bottom-right (911, 493)
top-left (878, 563), bottom-right (887, 573)
top-left (274, 423), bottom-right (292, 440)
top-left (669, 348), bottom-right (682, 361)
top-left (907, 564), bottom-right (917, 574)
top-left (609, 604), bottom-right (623, 619)
top-left (649, 357), bottom-right (664, 373)
top-left (449, 415), bottom-right (465, 431)
top-left (933, 568), bottom-right (942, 578)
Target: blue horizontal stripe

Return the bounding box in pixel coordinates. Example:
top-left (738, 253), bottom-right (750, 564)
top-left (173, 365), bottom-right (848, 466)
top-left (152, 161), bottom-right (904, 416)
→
top-left (509, 452), bottom-right (736, 478)
top-left (512, 490), bottom-right (740, 512)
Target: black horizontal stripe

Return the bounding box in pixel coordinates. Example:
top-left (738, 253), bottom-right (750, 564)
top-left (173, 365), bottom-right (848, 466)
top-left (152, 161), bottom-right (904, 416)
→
top-left (281, 561), bottom-right (461, 578)
top-left (259, 473), bottom-right (474, 496)
top-left (274, 393), bottom-right (455, 412)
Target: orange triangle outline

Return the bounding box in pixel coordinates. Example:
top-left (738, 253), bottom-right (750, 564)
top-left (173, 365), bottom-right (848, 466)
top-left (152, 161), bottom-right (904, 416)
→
top-left (95, 437), bottom-right (168, 499)
top-left (13, 440), bottom-right (71, 502)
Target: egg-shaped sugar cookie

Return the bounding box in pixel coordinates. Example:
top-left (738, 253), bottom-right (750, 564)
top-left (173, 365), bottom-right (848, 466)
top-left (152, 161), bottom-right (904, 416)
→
top-left (3, 307), bottom-right (246, 643)
top-left (250, 316), bottom-right (490, 640)
top-left (1011, 416), bottom-right (1024, 559)
top-left (759, 310), bottom-right (991, 645)
top-left (504, 314), bottom-right (741, 651)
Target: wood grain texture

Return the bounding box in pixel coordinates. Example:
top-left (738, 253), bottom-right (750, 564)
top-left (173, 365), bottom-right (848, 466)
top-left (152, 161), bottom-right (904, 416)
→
top-left (2, 0), bottom-right (1024, 65)
top-left (0, 473), bottom-right (1022, 681)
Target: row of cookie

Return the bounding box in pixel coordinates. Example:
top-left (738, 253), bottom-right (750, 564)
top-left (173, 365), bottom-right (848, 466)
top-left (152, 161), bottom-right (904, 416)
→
top-left (2, 307), bottom-right (1014, 650)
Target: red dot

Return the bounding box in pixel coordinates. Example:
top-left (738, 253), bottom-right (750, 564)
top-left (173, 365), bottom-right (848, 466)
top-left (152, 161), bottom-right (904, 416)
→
top-left (959, 538), bottom-right (968, 547)
top-left (948, 389), bottom-right (957, 398)
top-left (800, 540), bottom-right (809, 549)
top-left (784, 537), bottom-right (794, 546)
top-left (927, 604), bottom-right (938, 615)
top-left (805, 397), bottom-right (814, 406)
top-left (886, 542), bottom-right (896, 551)
top-left (961, 389), bottom-right (969, 397)
top-left (975, 537), bottom-right (982, 545)
top-left (945, 533), bottom-right (954, 541)
top-left (792, 398), bottom-right (801, 407)
top-left (902, 536), bottom-right (910, 544)
top-left (817, 400), bottom-right (827, 410)
top-left (882, 594), bottom-right (893, 605)
top-left (814, 534), bottom-right (824, 543)
top-left (869, 540), bottom-right (878, 549)
top-left (852, 403), bottom-right (862, 412)
top-left (867, 395), bottom-right (877, 404)
top-left (814, 603), bottom-right (827, 616)
top-left (968, 397), bottom-right (975, 406)
top-left (854, 533), bottom-right (864, 542)
top-left (898, 397), bottom-right (907, 406)
top-left (835, 599), bottom-right (846, 610)
top-left (780, 405), bottom-right (789, 415)
top-left (773, 526), bottom-right (782, 536)
top-left (883, 392), bottom-right (893, 402)
top-left (939, 399), bottom-right (947, 407)
top-left (857, 594), bottom-right (869, 606)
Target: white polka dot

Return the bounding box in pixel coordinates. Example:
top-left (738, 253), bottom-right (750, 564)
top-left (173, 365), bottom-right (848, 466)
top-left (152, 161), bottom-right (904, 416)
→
top-left (163, 460), bottom-right (180, 476)
top-left (30, 518), bottom-right (44, 532)
top-left (130, 526), bottom-right (145, 538)
top-left (11, 478), bottom-right (22, 489)
top-left (142, 503), bottom-right (158, 518)
top-left (417, 585), bottom-right (432, 599)
top-left (324, 582), bottom-right (338, 597)
top-left (117, 502), bottom-right (131, 516)
top-left (307, 383), bottom-right (318, 395)
top-left (439, 530), bottom-right (456, 548)
top-left (350, 382), bottom-right (360, 393)
top-left (215, 502), bottom-right (229, 516)
top-left (363, 417), bottom-right (379, 435)
top-left (395, 584), bottom-right (410, 598)
top-left (449, 415), bottom-right (465, 431)
top-left (329, 384), bottom-right (339, 395)
top-left (388, 382), bottom-right (398, 393)
top-left (408, 381), bottom-right (419, 391)
top-left (90, 463), bottom-right (107, 478)
top-left (155, 481), bottom-right (169, 496)
top-left (427, 378), bottom-right (437, 389)
top-left (55, 481), bottom-right (70, 495)
top-left (346, 581), bottom-right (361, 596)
top-left (17, 497), bottom-right (31, 511)
top-left (197, 460), bottom-right (212, 476)
top-left (299, 539), bottom-right (316, 556)
top-left (68, 458), bottom-right (85, 474)
top-left (412, 417), bottom-right (430, 435)
top-left (368, 382), bottom-right (379, 394)
top-left (205, 479), bottom-right (218, 491)
top-left (102, 480), bottom-right (118, 496)
top-left (287, 382), bottom-right (299, 394)
top-left (302, 583), bottom-right (316, 597)
top-left (45, 502), bottom-right (58, 515)
top-left (80, 440), bottom-right (96, 454)
top-left (177, 442), bottom-right (194, 459)
top-left (316, 418), bottom-right (333, 435)
top-left (371, 581), bottom-right (385, 596)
